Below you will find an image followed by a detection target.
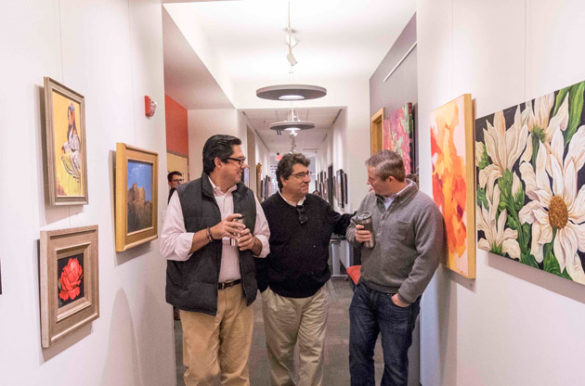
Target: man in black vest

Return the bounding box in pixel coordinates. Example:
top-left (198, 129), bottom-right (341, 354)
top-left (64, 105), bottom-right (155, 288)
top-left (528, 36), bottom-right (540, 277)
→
top-left (161, 134), bottom-right (270, 386)
top-left (257, 153), bottom-right (352, 386)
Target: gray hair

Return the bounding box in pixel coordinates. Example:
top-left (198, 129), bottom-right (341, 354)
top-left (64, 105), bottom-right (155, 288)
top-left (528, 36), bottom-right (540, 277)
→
top-left (365, 150), bottom-right (405, 182)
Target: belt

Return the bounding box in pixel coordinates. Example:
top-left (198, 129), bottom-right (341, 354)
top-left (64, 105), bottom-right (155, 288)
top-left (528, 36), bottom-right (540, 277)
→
top-left (217, 279), bottom-right (241, 290)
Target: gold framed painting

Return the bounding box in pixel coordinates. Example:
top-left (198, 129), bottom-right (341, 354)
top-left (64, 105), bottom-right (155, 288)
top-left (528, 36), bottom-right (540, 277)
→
top-left (430, 94), bottom-right (476, 279)
top-left (43, 77), bottom-right (88, 205)
top-left (40, 225), bottom-right (99, 348)
top-left (115, 143), bottom-right (158, 252)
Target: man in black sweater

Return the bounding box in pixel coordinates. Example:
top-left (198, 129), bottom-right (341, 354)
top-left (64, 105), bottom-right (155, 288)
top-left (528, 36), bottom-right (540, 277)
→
top-left (257, 153), bottom-right (352, 386)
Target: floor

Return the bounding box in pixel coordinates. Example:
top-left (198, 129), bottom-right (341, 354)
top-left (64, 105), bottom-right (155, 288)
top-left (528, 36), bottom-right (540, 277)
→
top-left (173, 277), bottom-right (385, 385)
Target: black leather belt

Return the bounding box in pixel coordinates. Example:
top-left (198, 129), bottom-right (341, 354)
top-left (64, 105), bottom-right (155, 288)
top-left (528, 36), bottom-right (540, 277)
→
top-left (217, 279), bottom-right (241, 290)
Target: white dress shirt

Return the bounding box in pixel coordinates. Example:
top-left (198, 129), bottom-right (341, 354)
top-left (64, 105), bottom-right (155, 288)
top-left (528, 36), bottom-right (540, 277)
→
top-left (160, 177), bottom-right (270, 283)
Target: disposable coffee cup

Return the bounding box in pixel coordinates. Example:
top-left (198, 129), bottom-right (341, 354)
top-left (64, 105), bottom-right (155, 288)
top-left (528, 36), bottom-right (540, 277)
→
top-left (355, 211), bottom-right (375, 248)
top-left (230, 216), bottom-right (244, 246)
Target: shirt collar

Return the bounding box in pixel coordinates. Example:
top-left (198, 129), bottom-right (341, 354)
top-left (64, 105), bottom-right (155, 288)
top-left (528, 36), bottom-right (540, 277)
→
top-left (377, 180), bottom-right (412, 203)
top-left (208, 176), bottom-right (237, 195)
top-left (278, 190), bottom-right (306, 207)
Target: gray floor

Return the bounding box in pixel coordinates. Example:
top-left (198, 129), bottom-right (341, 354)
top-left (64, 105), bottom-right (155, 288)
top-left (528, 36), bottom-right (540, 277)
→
top-left (173, 277), bottom-right (384, 385)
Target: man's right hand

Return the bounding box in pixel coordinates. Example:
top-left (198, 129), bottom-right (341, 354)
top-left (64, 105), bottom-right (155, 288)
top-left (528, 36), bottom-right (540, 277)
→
top-left (354, 224), bottom-right (373, 244)
top-left (209, 214), bottom-right (246, 240)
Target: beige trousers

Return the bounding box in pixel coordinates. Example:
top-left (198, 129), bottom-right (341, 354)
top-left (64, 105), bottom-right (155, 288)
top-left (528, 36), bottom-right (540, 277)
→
top-left (261, 285), bottom-right (329, 386)
top-left (180, 284), bottom-right (254, 386)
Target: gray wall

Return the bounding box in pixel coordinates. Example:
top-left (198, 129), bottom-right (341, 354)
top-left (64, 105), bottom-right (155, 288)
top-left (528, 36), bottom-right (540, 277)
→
top-left (370, 14), bottom-right (417, 117)
top-left (368, 13), bottom-right (420, 386)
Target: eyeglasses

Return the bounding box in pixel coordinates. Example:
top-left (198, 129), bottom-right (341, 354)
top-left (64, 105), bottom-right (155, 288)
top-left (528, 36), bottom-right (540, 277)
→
top-left (296, 205), bottom-right (308, 225)
top-left (172, 178), bottom-right (184, 183)
top-left (291, 171), bottom-right (310, 179)
top-left (225, 157), bottom-right (246, 166)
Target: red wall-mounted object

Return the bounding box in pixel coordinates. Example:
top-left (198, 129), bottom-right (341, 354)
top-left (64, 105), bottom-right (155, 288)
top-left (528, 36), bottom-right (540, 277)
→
top-left (145, 95), bottom-right (157, 117)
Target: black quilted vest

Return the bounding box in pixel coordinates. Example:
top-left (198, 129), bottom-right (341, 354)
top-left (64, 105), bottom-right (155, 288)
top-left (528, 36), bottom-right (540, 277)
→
top-left (165, 173), bottom-right (257, 315)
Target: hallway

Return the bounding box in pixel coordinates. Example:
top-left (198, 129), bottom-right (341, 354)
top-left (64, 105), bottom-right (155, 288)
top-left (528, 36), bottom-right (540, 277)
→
top-left (173, 277), bottom-right (384, 385)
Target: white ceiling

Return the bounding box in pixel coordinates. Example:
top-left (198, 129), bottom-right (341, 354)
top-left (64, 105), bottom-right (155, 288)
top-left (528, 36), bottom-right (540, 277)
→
top-left (162, 0), bottom-right (416, 153)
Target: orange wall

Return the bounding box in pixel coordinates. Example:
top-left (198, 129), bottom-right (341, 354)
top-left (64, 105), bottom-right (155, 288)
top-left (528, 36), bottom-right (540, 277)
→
top-left (165, 94), bottom-right (188, 156)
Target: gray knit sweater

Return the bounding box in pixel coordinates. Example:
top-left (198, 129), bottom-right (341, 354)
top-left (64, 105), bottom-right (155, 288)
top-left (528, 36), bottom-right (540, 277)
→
top-left (346, 180), bottom-right (445, 304)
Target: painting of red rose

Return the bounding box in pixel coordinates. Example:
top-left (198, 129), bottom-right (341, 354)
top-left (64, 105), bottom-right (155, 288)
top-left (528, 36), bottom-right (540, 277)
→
top-left (57, 254), bottom-right (84, 307)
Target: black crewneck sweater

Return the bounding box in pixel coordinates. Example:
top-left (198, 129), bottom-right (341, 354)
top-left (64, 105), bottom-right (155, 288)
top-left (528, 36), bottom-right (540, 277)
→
top-left (257, 193), bottom-right (352, 298)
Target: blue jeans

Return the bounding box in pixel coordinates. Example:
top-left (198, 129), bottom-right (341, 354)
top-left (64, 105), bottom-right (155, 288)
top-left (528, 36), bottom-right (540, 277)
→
top-left (349, 281), bottom-right (420, 386)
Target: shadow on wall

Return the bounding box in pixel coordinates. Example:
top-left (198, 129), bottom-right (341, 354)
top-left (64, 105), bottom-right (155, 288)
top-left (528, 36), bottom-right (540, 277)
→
top-left (423, 265), bottom-right (458, 386)
top-left (101, 289), bottom-right (142, 386)
top-left (487, 252), bottom-right (585, 305)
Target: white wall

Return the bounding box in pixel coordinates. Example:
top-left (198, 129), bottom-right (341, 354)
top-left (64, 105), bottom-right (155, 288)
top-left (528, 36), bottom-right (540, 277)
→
top-left (416, 0), bottom-right (585, 385)
top-left (187, 108), bottom-right (238, 177)
top-left (316, 109), bottom-right (354, 213)
top-left (0, 1), bottom-right (175, 385)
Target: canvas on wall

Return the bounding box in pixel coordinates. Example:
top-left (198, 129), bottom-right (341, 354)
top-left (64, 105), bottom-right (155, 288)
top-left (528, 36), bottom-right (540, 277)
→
top-left (383, 103), bottom-right (416, 175)
top-left (115, 143), bottom-right (158, 252)
top-left (430, 94), bottom-right (476, 279)
top-left (43, 77), bottom-right (88, 205)
top-left (476, 80), bottom-right (585, 285)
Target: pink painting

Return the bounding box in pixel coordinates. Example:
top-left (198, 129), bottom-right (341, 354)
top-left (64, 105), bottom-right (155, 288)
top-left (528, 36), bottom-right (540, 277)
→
top-left (383, 103), bottom-right (415, 175)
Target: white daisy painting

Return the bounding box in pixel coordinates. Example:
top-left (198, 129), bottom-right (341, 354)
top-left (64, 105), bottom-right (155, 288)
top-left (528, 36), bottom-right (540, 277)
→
top-left (475, 80), bottom-right (585, 285)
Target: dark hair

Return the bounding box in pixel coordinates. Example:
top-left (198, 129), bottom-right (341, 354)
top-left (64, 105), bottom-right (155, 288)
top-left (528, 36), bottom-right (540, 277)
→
top-left (276, 153), bottom-right (310, 189)
top-left (167, 171), bottom-right (182, 182)
top-left (202, 134), bottom-right (242, 174)
top-left (365, 150), bottom-right (405, 181)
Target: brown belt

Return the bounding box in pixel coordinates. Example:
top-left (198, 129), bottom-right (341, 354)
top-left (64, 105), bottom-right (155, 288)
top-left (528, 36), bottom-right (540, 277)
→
top-left (217, 279), bottom-right (241, 290)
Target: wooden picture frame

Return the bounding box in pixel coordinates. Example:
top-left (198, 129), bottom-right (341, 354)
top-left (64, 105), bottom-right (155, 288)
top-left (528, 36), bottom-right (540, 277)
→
top-left (43, 77), bottom-right (89, 205)
top-left (115, 143), bottom-right (158, 252)
top-left (40, 225), bottom-right (99, 348)
top-left (370, 107), bottom-right (384, 155)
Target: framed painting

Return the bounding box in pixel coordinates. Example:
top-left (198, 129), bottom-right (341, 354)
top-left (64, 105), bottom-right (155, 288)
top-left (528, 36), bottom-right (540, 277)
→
top-left (476, 80), bottom-right (585, 285)
top-left (255, 163), bottom-right (261, 200)
top-left (166, 152), bottom-right (189, 181)
top-left (39, 225), bottom-right (99, 348)
top-left (115, 143), bottom-right (158, 252)
top-left (430, 94), bottom-right (476, 279)
top-left (383, 103), bottom-right (416, 175)
top-left (43, 77), bottom-right (88, 205)
top-left (370, 108), bottom-right (384, 155)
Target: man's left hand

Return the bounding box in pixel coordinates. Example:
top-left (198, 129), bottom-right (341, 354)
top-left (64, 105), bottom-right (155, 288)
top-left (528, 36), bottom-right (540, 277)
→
top-left (237, 228), bottom-right (256, 251)
top-left (392, 294), bottom-right (409, 308)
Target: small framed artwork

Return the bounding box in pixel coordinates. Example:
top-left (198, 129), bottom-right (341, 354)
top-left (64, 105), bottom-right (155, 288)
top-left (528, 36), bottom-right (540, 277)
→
top-left (43, 77), bottom-right (88, 205)
top-left (115, 143), bottom-right (158, 252)
top-left (39, 225), bottom-right (99, 348)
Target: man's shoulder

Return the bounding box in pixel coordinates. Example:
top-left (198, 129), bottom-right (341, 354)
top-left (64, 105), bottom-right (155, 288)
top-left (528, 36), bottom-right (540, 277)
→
top-left (407, 190), bottom-right (440, 215)
top-left (177, 177), bottom-right (202, 194)
top-left (261, 193), bottom-right (283, 209)
top-left (306, 193), bottom-right (329, 208)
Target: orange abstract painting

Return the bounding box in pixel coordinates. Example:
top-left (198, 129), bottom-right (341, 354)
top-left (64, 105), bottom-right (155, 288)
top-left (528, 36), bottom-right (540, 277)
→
top-left (430, 94), bottom-right (475, 278)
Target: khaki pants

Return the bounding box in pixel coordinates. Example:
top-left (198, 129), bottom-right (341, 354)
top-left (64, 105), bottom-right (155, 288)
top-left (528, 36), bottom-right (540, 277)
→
top-left (261, 285), bottom-right (329, 386)
top-left (180, 284), bottom-right (254, 386)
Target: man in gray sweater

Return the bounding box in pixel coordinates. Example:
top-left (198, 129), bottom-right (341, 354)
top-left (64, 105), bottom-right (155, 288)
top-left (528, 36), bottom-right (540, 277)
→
top-left (346, 150), bottom-right (445, 386)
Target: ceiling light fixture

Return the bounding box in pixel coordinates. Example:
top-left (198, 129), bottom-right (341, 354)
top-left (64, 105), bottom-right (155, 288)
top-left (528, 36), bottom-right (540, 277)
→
top-left (269, 108), bottom-right (315, 135)
top-left (257, 84), bottom-right (326, 101)
top-left (255, 0), bottom-right (327, 101)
